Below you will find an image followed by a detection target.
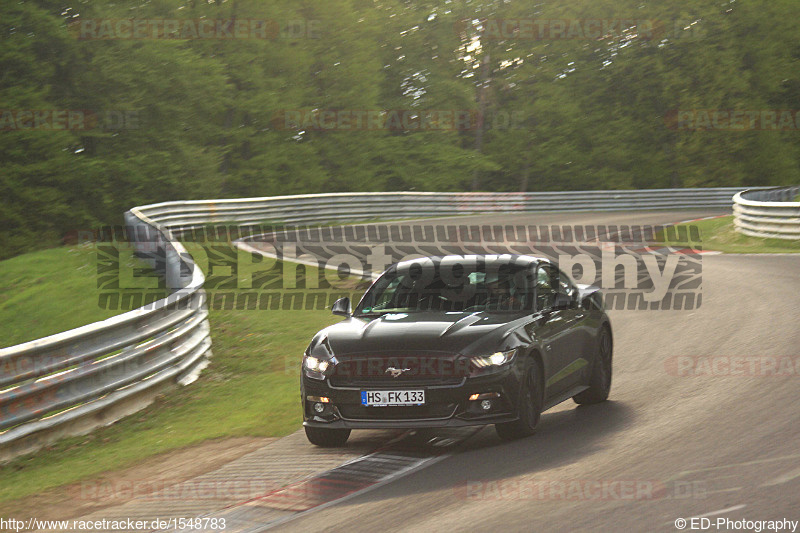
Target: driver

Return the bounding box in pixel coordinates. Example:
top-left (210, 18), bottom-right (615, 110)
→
top-left (485, 271), bottom-right (521, 310)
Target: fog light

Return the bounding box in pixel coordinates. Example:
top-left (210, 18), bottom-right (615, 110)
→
top-left (314, 402), bottom-right (325, 413)
top-left (480, 399), bottom-right (492, 411)
top-left (307, 395), bottom-right (330, 403)
top-left (469, 392), bottom-right (500, 401)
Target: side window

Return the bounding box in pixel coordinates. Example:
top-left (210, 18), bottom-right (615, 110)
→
top-left (558, 269), bottom-right (577, 301)
top-left (535, 264), bottom-right (557, 310)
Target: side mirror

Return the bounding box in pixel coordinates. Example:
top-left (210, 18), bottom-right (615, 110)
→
top-left (552, 292), bottom-right (572, 310)
top-left (577, 285), bottom-right (602, 311)
top-left (331, 297), bottom-right (352, 317)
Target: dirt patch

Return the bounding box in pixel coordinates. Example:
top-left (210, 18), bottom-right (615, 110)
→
top-left (2, 436), bottom-right (273, 523)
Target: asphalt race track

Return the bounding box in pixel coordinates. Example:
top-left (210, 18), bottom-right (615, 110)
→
top-left (262, 210), bottom-right (800, 533)
top-left (54, 209), bottom-right (799, 533)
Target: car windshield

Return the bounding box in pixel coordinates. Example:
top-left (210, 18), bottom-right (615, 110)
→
top-left (355, 258), bottom-right (538, 315)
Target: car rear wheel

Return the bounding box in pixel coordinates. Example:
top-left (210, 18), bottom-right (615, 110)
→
top-left (495, 362), bottom-right (542, 440)
top-left (573, 326), bottom-right (612, 405)
top-left (304, 425), bottom-right (351, 447)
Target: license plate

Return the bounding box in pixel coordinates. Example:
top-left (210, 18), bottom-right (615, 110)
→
top-left (361, 390), bottom-right (425, 406)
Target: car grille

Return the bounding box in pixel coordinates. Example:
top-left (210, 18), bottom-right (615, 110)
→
top-left (338, 403), bottom-right (457, 420)
top-left (329, 355), bottom-right (467, 388)
top-left (329, 376), bottom-right (464, 387)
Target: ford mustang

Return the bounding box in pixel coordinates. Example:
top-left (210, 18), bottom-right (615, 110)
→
top-left (301, 254), bottom-right (612, 446)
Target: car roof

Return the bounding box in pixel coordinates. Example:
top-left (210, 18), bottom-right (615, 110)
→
top-left (394, 254), bottom-right (549, 270)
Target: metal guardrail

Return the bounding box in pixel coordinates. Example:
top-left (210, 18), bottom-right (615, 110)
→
top-left (0, 186), bottom-right (761, 459)
top-left (733, 186), bottom-right (800, 240)
top-left (140, 187), bottom-right (755, 231)
top-left (0, 210), bottom-right (212, 460)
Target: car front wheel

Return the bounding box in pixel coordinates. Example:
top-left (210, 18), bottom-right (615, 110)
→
top-left (495, 362), bottom-right (542, 440)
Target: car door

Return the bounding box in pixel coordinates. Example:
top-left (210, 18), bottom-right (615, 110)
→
top-left (554, 266), bottom-right (593, 390)
top-left (528, 262), bottom-right (586, 398)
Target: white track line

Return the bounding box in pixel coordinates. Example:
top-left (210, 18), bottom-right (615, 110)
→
top-left (694, 504), bottom-right (746, 519)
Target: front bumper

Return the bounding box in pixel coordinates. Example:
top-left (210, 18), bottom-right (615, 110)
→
top-left (301, 364), bottom-right (524, 429)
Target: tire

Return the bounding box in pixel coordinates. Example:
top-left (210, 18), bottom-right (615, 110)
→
top-left (304, 425), bottom-right (351, 447)
top-left (573, 326), bottom-right (612, 405)
top-left (495, 362), bottom-right (542, 440)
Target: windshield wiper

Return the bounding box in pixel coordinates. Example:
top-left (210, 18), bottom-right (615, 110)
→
top-left (354, 311), bottom-right (390, 318)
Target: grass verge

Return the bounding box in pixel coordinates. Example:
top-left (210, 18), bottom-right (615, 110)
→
top-left (660, 215), bottom-right (800, 253)
top-left (0, 245), bottom-right (129, 347)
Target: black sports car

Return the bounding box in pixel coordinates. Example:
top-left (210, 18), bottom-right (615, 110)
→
top-left (301, 254), bottom-right (612, 446)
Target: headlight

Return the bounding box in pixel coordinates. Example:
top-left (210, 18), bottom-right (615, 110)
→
top-left (471, 349), bottom-right (516, 369)
top-left (304, 356), bottom-right (329, 372)
top-left (303, 355), bottom-right (332, 379)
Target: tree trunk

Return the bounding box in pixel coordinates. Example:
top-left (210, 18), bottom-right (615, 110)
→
top-left (471, 52), bottom-right (490, 191)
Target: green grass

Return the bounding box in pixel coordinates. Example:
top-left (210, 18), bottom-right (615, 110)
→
top-left (659, 215), bottom-right (800, 253)
top-left (0, 245), bottom-right (130, 347)
top-left (0, 242), bottom-right (368, 504)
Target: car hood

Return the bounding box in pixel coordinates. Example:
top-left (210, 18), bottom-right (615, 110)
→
top-left (313, 311), bottom-right (527, 357)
